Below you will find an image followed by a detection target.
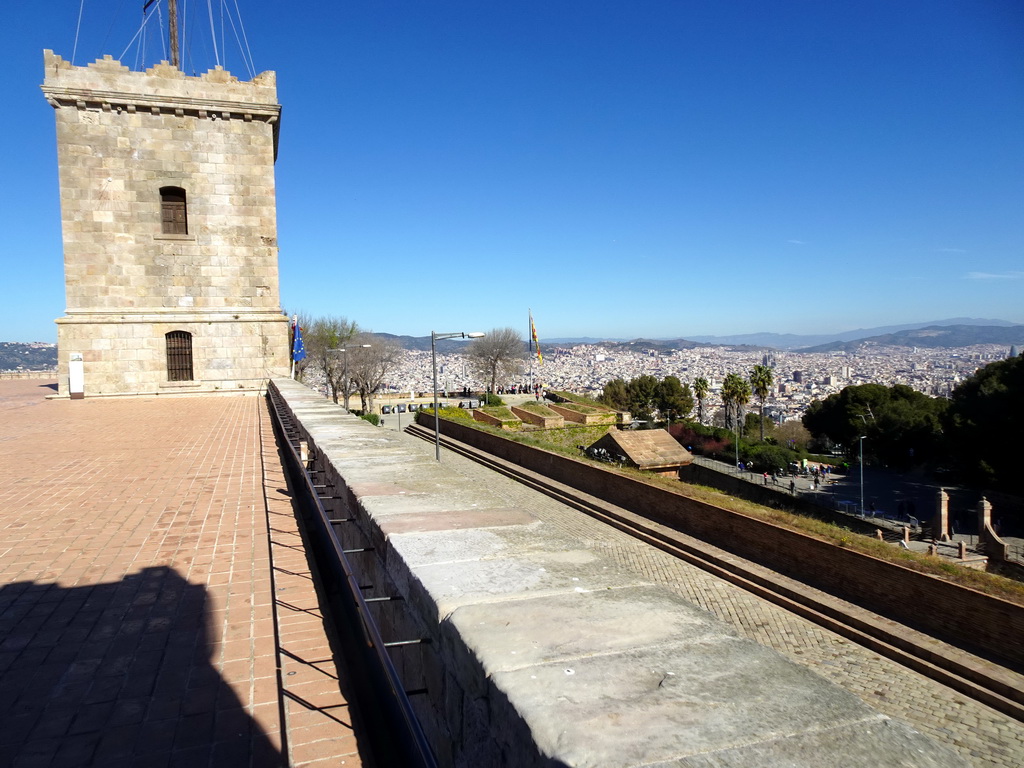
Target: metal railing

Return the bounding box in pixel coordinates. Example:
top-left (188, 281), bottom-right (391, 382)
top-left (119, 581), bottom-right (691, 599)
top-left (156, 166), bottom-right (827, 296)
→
top-left (266, 383), bottom-right (437, 768)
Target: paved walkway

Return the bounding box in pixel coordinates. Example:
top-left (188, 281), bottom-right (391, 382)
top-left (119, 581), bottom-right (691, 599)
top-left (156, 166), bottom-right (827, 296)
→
top-left (413, 429), bottom-right (1024, 768)
top-left (0, 379), bottom-right (368, 768)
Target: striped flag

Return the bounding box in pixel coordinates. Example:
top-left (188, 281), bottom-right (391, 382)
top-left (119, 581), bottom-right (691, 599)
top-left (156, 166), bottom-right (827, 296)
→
top-left (530, 312), bottom-right (542, 365)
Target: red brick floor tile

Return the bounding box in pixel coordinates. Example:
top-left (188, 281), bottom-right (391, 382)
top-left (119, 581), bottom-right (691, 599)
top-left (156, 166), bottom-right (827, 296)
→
top-left (0, 380), bottom-right (372, 768)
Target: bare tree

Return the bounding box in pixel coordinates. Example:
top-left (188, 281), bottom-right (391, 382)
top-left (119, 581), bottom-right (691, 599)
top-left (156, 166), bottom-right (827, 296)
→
top-left (348, 334), bottom-right (403, 413)
top-left (469, 327), bottom-right (527, 394)
top-left (302, 315), bottom-right (359, 403)
top-left (775, 419), bottom-right (813, 452)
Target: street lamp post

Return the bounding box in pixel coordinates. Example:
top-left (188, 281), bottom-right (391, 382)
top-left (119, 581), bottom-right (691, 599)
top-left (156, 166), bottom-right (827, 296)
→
top-left (431, 331), bottom-right (484, 461)
top-left (859, 435), bottom-right (866, 515)
top-left (328, 344), bottom-right (371, 411)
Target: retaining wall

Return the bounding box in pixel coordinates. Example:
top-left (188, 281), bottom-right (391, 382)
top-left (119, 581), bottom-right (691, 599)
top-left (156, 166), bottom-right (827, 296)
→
top-left (422, 412), bottom-right (1024, 669)
top-left (271, 379), bottom-right (967, 768)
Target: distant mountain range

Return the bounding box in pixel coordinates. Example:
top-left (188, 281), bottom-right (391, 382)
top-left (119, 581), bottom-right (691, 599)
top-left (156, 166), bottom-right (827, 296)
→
top-left (685, 317), bottom-right (1020, 349)
top-left (797, 324), bottom-right (1024, 353)
top-left (545, 318), bottom-right (1023, 351)
top-left (3, 319), bottom-right (1021, 370)
top-left (0, 342), bottom-right (57, 371)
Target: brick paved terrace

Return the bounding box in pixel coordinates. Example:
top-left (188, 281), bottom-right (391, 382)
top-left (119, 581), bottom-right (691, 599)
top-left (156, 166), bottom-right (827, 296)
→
top-left (0, 379), bottom-right (369, 768)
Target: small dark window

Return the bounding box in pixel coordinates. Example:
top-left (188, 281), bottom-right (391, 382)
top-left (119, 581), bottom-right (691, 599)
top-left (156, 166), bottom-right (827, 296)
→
top-left (160, 186), bottom-right (188, 235)
top-left (166, 331), bottom-right (194, 381)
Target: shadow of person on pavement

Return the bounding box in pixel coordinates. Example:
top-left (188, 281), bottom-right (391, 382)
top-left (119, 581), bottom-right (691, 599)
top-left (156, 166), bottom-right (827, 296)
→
top-left (0, 566), bottom-right (283, 766)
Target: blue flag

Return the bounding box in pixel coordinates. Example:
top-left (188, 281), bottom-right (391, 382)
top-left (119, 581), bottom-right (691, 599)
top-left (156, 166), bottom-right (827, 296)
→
top-left (292, 321), bottom-right (306, 362)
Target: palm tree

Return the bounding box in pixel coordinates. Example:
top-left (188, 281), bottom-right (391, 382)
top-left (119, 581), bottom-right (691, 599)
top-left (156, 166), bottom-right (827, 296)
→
top-left (735, 378), bottom-right (751, 435)
top-left (721, 373), bottom-right (743, 432)
top-left (693, 377), bottom-right (709, 424)
top-left (750, 364), bottom-right (774, 441)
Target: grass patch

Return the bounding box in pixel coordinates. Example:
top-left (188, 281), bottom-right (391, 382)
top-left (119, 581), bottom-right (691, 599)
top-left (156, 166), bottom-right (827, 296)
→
top-left (516, 402), bottom-right (559, 416)
top-left (547, 390), bottom-right (607, 407)
top-left (554, 403), bottom-right (605, 414)
top-left (480, 406), bottom-right (518, 421)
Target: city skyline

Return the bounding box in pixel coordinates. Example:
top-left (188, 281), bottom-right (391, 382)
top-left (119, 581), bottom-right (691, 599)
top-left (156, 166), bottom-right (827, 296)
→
top-left (4, 1), bottom-right (1022, 343)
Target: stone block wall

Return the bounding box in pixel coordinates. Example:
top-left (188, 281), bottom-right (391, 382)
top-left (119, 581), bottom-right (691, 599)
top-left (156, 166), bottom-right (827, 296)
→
top-left (55, 315), bottom-right (288, 395)
top-left (41, 51), bottom-right (289, 395)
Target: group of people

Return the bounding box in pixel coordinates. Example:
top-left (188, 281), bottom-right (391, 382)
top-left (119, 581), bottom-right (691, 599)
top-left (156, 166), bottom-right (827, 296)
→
top-left (488, 383), bottom-right (538, 396)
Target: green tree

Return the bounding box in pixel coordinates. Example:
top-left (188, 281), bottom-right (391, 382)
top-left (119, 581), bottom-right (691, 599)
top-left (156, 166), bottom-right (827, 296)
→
top-left (600, 378), bottom-right (630, 411)
top-left (749, 364), bottom-right (774, 441)
top-left (627, 374), bottom-right (660, 423)
top-left (744, 411), bottom-right (773, 441)
top-left (720, 373), bottom-right (738, 431)
top-left (693, 377), bottom-right (709, 424)
top-left (944, 354), bottom-right (1024, 489)
top-left (656, 376), bottom-right (694, 426)
top-left (722, 373), bottom-right (750, 433)
top-left (736, 378), bottom-right (751, 433)
top-left (802, 383), bottom-right (947, 468)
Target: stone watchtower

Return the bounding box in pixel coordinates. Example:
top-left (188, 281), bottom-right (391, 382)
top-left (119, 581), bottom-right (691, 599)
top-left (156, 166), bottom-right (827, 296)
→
top-left (41, 50), bottom-right (290, 397)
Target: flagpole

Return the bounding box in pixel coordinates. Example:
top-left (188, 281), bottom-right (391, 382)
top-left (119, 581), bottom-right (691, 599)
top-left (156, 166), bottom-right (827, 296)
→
top-left (290, 315), bottom-right (297, 379)
top-left (528, 309), bottom-right (534, 397)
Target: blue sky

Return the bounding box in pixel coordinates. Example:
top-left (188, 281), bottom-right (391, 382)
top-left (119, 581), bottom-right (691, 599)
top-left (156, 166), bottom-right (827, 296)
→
top-left (3, 1), bottom-right (1022, 343)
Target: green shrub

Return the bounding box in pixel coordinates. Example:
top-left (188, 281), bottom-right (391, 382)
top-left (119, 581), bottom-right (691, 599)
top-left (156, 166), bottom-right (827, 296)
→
top-left (745, 444), bottom-right (792, 473)
top-left (484, 393), bottom-right (504, 407)
top-left (440, 407), bottom-right (473, 421)
top-left (360, 413), bottom-right (380, 426)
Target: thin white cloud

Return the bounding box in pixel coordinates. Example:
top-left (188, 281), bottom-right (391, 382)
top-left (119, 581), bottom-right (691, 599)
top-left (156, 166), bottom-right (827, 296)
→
top-left (937, 247), bottom-right (968, 253)
top-left (786, 239), bottom-right (805, 245)
top-left (965, 271), bottom-right (1024, 280)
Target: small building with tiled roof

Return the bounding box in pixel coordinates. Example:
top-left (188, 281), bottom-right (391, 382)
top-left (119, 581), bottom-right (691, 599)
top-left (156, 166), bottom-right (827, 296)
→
top-left (586, 429), bottom-right (693, 476)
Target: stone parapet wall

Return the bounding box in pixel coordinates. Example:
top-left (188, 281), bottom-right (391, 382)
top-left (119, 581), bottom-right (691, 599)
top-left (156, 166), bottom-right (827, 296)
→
top-left (41, 51), bottom-right (279, 115)
top-left (471, 409), bottom-right (520, 429)
top-left (547, 404), bottom-right (617, 425)
top-left (0, 370), bottom-right (58, 379)
top-left (272, 379), bottom-right (966, 768)
top-left (427, 413), bottom-right (1024, 668)
top-left (510, 406), bottom-right (564, 428)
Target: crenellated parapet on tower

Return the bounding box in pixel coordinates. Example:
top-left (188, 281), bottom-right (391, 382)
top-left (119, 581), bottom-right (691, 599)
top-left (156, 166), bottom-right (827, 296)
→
top-left (41, 50), bottom-right (290, 397)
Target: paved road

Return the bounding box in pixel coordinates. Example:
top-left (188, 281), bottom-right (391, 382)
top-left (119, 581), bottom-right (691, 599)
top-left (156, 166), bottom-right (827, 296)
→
top-left (410, 428), bottom-right (1024, 768)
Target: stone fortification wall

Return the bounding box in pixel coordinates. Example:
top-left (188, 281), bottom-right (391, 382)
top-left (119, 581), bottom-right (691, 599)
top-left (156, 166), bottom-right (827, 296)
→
top-left (272, 379), bottom-right (964, 768)
top-left (41, 50), bottom-right (279, 107)
top-left (41, 51), bottom-right (289, 396)
top-left (424, 413), bottom-right (1024, 668)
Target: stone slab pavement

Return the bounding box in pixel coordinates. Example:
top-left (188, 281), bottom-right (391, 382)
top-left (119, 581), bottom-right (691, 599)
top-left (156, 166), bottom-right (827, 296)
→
top-left (0, 379), bottom-right (370, 768)
top-left (412, 427), bottom-right (1024, 768)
